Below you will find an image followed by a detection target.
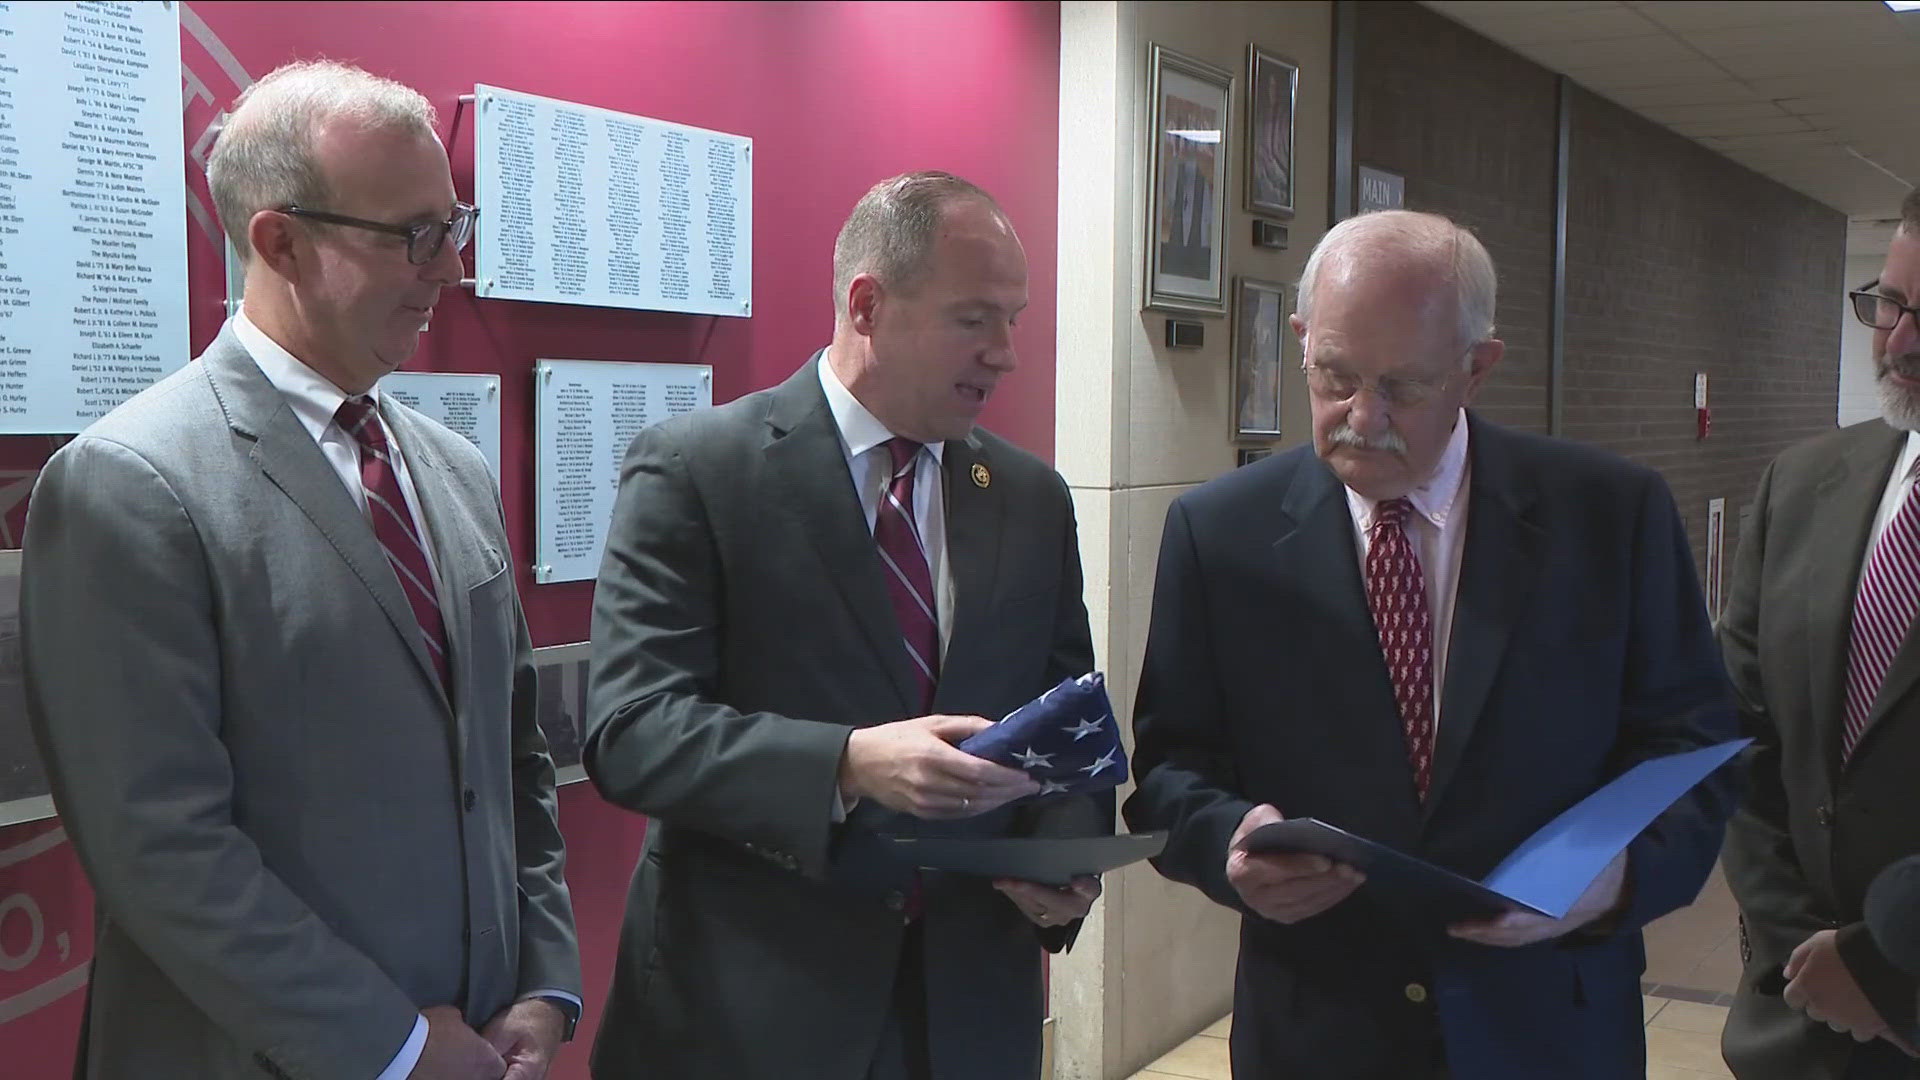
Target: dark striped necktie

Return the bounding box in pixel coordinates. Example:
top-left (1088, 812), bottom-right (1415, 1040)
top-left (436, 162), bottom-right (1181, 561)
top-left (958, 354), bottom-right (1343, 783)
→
top-left (875, 437), bottom-right (939, 711)
top-left (1843, 461), bottom-right (1920, 761)
top-left (336, 396), bottom-right (451, 695)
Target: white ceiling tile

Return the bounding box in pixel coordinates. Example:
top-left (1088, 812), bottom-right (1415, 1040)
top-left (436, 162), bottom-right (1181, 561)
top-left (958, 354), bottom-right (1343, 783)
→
top-left (1518, 33), bottom-right (1701, 68)
top-left (1452, 7), bottom-right (1659, 45)
top-left (1557, 57), bottom-right (1733, 88)
top-left (1670, 115), bottom-right (1820, 137)
top-left (1680, 16), bottom-right (1892, 55)
top-left (1599, 80), bottom-right (1761, 107)
top-left (1638, 100), bottom-right (1794, 123)
top-left (1627, 1), bottom-right (1891, 31)
top-left (1715, 46), bottom-right (1918, 80)
top-left (1423, 1), bottom-right (1621, 18)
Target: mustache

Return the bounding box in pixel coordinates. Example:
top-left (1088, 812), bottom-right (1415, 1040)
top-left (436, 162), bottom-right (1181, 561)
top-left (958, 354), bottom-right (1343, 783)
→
top-left (1328, 424), bottom-right (1407, 455)
top-left (1879, 352), bottom-right (1920, 376)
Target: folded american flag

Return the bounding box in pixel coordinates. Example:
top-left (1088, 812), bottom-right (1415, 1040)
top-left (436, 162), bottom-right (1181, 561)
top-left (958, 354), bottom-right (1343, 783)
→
top-left (958, 672), bottom-right (1128, 800)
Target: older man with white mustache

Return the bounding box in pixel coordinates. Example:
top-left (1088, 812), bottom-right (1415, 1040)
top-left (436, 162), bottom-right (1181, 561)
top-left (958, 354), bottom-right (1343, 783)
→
top-left (1720, 186), bottom-right (1920, 1080)
top-left (1126, 209), bottom-right (1738, 1079)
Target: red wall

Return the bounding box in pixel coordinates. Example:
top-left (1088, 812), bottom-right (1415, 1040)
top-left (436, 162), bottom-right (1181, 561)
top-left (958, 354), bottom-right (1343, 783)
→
top-left (0, 2), bottom-right (1062, 1075)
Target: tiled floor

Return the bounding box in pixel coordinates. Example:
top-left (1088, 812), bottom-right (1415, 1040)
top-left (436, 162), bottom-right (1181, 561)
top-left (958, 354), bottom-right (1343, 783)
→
top-left (1127, 863), bottom-right (1745, 1079)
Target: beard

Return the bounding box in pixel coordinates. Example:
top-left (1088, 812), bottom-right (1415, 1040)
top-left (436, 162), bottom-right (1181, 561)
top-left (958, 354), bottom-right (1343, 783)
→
top-left (1878, 349), bottom-right (1920, 432)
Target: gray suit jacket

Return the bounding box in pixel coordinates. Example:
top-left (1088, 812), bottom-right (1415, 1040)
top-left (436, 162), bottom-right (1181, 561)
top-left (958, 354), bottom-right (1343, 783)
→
top-left (1721, 419), bottom-right (1920, 1080)
top-left (583, 355), bottom-right (1102, 1080)
top-left (22, 328), bottom-right (580, 1079)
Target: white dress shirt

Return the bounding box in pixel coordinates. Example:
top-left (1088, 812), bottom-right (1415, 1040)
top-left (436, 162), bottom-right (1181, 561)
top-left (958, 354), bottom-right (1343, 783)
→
top-left (230, 312), bottom-right (579, 1079)
top-left (1344, 410), bottom-right (1473, 733)
top-left (233, 313), bottom-right (442, 586)
top-left (818, 354), bottom-right (955, 653)
top-left (1859, 430), bottom-right (1920, 592)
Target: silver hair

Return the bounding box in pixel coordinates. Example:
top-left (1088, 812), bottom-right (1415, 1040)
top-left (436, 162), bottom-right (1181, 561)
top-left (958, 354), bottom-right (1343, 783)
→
top-left (832, 171), bottom-right (1005, 320)
top-left (207, 60), bottom-right (438, 261)
top-left (1296, 210), bottom-right (1498, 366)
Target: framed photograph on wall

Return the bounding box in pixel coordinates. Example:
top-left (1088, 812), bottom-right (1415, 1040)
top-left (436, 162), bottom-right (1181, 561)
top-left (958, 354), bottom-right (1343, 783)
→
top-left (1246, 46), bottom-right (1297, 219)
top-left (1232, 277), bottom-right (1288, 440)
top-left (1147, 44), bottom-right (1233, 315)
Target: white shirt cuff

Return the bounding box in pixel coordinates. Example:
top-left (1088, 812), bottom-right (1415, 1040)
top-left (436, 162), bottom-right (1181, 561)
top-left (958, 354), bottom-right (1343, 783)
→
top-left (375, 1015), bottom-right (428, 1080)
top-left (522, 988), bottom-right (582, 1011)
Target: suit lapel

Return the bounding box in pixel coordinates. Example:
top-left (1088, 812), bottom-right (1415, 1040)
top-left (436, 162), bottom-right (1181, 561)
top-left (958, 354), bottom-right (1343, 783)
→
top-left (1426, 416), bottom-right (1546, 819)
top-left (1273, 459), bottom-right (1425, 832)
top-left (1817, 424), bottom-right (1908, 770)
top-left (763, 357), bottom-right (922, 714)
top-left (202, 331), bottom-right (450, 711)
top-left (381, 404), bottom-right (472, 719)
top-left (933, 435), bottom-right (1003, 711)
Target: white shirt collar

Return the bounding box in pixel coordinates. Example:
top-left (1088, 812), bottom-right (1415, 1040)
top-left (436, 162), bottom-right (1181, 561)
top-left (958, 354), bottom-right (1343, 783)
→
top-left (230, 311), bottom-right (379, 444)
top-left (1349, 408), bottom-right (1471, 530)
top-left (817, 351), bottom-right (945, 463)
top-left (1897, 430), bottom-right (1920, 484)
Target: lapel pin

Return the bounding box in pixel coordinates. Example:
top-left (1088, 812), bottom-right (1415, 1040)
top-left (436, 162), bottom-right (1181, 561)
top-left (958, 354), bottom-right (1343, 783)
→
top-left (971, 462), bottom-right (991, 489)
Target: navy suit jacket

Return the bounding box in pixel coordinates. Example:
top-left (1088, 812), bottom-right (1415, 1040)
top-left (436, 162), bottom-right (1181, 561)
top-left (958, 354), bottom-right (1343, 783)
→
top-left (1124, 414), bottom-right (1740, 1079)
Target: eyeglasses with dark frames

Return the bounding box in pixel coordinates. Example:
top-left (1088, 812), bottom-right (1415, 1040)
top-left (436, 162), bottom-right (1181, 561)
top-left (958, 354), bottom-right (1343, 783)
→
top-left (1849, 279), bottom-right (1920, 332)
top-left (280, 202), bottom-right (477, 265)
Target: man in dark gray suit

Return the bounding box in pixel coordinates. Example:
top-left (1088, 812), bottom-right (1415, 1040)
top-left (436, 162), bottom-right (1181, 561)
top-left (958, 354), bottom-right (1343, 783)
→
top-left (1721, 188), bottom-right (1920, 1079)
top-left (23, 62), bottom-right (579, 1079)
top-left (584, 171), bottom-right (1104, 1080)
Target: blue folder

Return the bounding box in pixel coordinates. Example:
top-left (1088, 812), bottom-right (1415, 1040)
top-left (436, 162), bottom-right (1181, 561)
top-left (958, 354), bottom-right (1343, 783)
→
top-left (1238, 738), bottom-right (1751, 923)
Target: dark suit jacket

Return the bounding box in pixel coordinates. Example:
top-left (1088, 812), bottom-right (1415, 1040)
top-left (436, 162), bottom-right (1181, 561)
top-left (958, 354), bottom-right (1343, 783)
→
top-left (1720, 419), bottom-right (1920, 1080)
top-left (583, 355), bottom-right (1103, 1080)
top-left (22, 329), bottom-right (579, 1078)
top-left (1125, 414), bottom-right (1739, 1080)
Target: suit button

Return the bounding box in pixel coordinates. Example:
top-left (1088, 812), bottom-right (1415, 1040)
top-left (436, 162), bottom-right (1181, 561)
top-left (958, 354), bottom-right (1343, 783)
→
top-left (463, 788), bottom-right (477, 812)
top-left (884, 891), bottom-right (906, 912)
top-left (1404, 982), bottom-right (1429, 1004)
top-left (1815, 805), bottom-right (1833, 827)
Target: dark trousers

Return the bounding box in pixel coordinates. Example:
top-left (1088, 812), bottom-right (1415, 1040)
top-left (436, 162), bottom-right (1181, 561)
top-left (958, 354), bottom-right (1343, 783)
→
top-left (1846, 1042), bottom-right (1920, 1080)
top-left (866, 921), bottom-right (932, 1080)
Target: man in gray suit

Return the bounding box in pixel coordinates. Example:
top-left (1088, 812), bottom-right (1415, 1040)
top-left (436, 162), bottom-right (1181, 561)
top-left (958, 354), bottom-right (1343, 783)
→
top-left (585, 171), bottom-right (1104, 1080)
top-left (1721, 188), bottom-right (1920, 1079)
top-left (23, 62), bottom-right (579, 1079)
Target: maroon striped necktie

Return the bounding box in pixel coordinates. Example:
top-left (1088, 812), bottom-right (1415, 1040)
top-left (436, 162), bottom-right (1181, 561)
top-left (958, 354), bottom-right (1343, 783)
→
top-left (336, 396), bottom-right (451, 695)
top-left (1365, 498), bottom-right (1435, 800)
top-left (1842, 461), bottom-right (1920, 761)
top-left (875, 437), bottom-right (939, 711)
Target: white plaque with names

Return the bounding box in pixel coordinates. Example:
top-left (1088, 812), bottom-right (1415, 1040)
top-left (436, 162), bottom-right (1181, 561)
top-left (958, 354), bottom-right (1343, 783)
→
top-left (0, 0), bottom-right (189, 434)
top-left (533, 358), bottom-right (712, 584)
top-left (378, 371), bottom-right (503, 484)
top-left (473, 83), bottom-right (752, 318)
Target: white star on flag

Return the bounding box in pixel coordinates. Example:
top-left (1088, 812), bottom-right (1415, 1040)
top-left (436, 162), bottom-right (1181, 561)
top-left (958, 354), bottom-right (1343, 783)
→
top-left (1038, 780), bottom-right (1072, 795)
top-left (1080, 749), bottom-right (1118, 778)
top-left (1013, 746), bottom-right (1055, 770)
top-left (1064, 716), bottom-right (1105, 741)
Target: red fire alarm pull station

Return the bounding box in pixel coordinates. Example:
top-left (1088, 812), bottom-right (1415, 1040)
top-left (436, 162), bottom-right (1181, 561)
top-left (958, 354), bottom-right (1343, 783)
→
top-left (1695, 373), bottom-right (1710, 440)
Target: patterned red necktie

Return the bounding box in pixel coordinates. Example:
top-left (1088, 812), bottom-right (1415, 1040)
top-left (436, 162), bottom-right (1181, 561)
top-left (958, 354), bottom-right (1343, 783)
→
top-left (875, 437), bottom-right (939, 711)
top-left (336, 397), bottom-right (451, 695)
top-left (1842, 461), bottom-right (1920, 761)
top-left (1366, 498), bottom-right (1435, 800)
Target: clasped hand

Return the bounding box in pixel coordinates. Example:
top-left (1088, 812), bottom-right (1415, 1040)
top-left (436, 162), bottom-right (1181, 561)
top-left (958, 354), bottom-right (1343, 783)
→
top-left (1225, 805), bottom-right (1629, 946)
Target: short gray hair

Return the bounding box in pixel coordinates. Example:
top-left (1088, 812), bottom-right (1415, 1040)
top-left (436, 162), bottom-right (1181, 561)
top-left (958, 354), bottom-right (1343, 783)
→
top-left (208, 60), bottom-right (438, 261)
top-left (1296, 210), bottom-right (1498, 359)
top-left (832, 171), bottom-right (1005, 319)
top-left (1902, 186), bottom-right (1920, 241)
